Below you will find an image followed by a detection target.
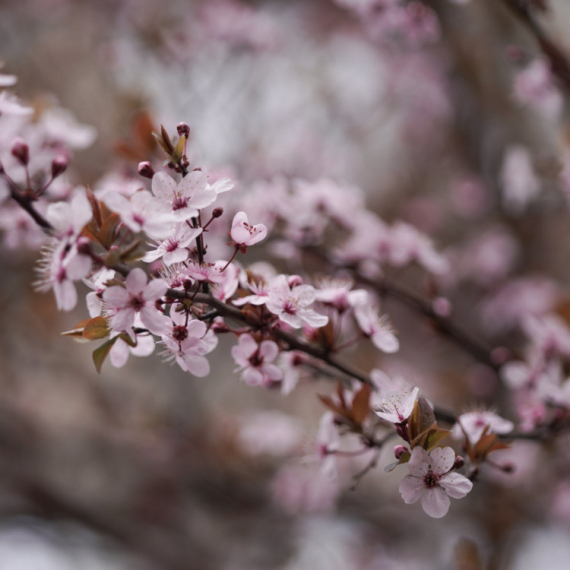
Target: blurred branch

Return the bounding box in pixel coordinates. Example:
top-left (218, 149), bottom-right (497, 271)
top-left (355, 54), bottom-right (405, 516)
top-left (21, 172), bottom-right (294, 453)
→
top-left (502, 0), bottom-right (570, 91)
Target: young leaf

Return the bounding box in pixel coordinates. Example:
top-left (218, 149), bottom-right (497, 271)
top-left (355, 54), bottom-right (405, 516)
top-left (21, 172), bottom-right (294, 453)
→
top-left (351, 384), bottom-right (371, 425)
top-left (92, 337), bottom-right (119, 373)
top-left (408, 398), bottom-right (436, 442)
top-left (82, 316), bottom-right (110, 340)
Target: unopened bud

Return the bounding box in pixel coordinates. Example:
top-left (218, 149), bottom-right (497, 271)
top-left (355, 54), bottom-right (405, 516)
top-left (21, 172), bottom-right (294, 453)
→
top-left (394, 445), bottom-right (409, 460)
top-left (212, 207), bottom-right (224, 219)
top-left (177, 122), bottom-right (190, 138)
top-left (51, 155), bottom-right (68, 178)
top-left (0, 161), bottom-right (4, 174)
top-left (212, 320), bottom-right (230, 333)
top-left (11, 138), bottom-right (29, 166)
top-left (138, 161), bottom-right (155, 179)
top-left (453, 455), bottom-right (465, 470)
top-left (287, 275), bottom-right (303, 288)
top-left (432, 297), bottom-right (452, 317)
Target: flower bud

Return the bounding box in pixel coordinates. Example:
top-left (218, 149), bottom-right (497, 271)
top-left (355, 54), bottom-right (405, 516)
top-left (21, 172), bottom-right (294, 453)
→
top-left (393, 445), bottom-right (409, 459)
top-left (138, 161), bottom-right (155, 179)
top-left (212, 319), bottom-right (230, 333)
top-left (177, 122), bottom-right (190, 138)
top-left (11, 138), bottom-right (29, 166)
top-left (453, 455), bottom-right (465, 470)
top-left (0, 161), bottom-right (4, 174)
top-left (287, 275), bottom-right (303, 288)
top-left (432, 297), bottom-right (452, 317)
top-left (51, 155), bottom-right (68, 178)
top-left (212, 207), bottom-right (224, 219)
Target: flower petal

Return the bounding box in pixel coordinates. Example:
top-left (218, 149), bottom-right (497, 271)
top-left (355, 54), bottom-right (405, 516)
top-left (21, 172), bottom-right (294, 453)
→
top-left (439, 472), bottom-right (473, 499)
top-left (421, 488), bottom-right (450, 518)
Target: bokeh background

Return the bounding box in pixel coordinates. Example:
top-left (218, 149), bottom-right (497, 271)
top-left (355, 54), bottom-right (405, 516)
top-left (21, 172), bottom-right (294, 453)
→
top-left (2, 0), bottom-right (570, 568)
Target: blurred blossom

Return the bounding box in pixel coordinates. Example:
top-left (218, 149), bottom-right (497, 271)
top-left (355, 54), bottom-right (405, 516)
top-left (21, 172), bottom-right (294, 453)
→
top-left (500, 145), bottom-right (540, 214)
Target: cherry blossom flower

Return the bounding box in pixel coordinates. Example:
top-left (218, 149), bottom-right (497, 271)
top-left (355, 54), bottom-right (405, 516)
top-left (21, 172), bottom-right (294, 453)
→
top-left (161, 315), bottom-right (217, 377)
top-left (84, 268), bottom-right (115, 317)
top-left (185, 261), bottom-right (225, 284)
top-left (354, 304), bottom-right (399, 353)
top-left (374, 385), bottom-right (419, 424)
top-left (45, 188), bottom-right (92, 240)
top-left (231, 334), bottom-right (283, 387)
top-left (500, 145), bottom-right (540, 214)
top-left (210, 261), bottom-right (239, 301)
top-left (103, 268), bottom-right (168, 335)
top-left (143, 223), bottom-right (203, 266)
top-left (109, 330), bottom-right (156, 369)
top-left (233, 278), bottom-right (271, 306)
top-left (314, 277), bottom-right (368, 312)
top-left (452, 411), bottom-right (514, 444)
top-left (36, 240), bottom-right (92, 311)
top-left (399, 446), bottom-right (473, 518)
top-left (151, 171), bottom-right (217, 221)
top-left (230, 211), bottom-right (267, 247)
top-left (103, 190), bottom-right (174, 237)
top-left (278, 351), bottom-right (307, 395)
top-left (266, 275), bottom-right (329, 329)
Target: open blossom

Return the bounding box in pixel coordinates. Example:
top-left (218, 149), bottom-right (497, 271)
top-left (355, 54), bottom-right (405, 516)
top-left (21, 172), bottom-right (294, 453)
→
top-left (109, 320), bottom-right (156, 369)
top-left (103, 268), bottom-right (168, 335)
top-left (354, 304), bottom-right (399, 353)
top-left (399, 447), bottom-right (473, 518)
top-left (314, 278), bottom-right (368, 312)
top-left (185, 261), bottom-right (225, 284)
top-left (266, 275), bottom-right (328, 329)
top-left (143, 223), bottom-right (203, 266)
top-left (45, 188), bottom-right (92, 240)
top-left (231, 334), bottom-right (283, 387)
top-left (161, 314), bottom-right (217, 377)
top-left (452, 411), bottom-right (514, 444)
top-left (374, 385), bottom-right (419, 424)
top-left (36, 240), bottom-right (92, 311)
top-left (230, 211), bottom-right (267, 246)
top-left (103, 190), bottom-right (174, 237)
top-left (151, 171), bottom-right (217, 221)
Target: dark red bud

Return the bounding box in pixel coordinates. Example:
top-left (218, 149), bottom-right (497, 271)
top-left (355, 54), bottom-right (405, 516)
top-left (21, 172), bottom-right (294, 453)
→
top-left (51, 155), bottom-right (68, 178)
top-left (177, 122), bottom-right (190, 138)
top-left (138, 161), bottom-right (155, 179)
top-left (453, 455), bottom-right (465, 470)
top-left (0, 161), bottom-right (4, 174)
top-left (11, 138), bottom-right (29, 166)
top-left (212, 207), bottom-right (223, 218)
top-left (211, 320), bottom-right (230, 333)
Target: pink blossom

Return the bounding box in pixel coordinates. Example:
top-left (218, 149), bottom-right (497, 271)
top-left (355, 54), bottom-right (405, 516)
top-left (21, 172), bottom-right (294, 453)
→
top-left (36, 240), bottom-right (92, 311)
top-left (210, 260), bottom-right (239, 301)
top-left (45, 189), bottom-right (92, 240)
top-left (266, 275), bottom-right (329, 329)
top-left (161, 314), bottom-right (217, 377)
top-left (151, 171), bottom-right (217, 221)
top-left (452, 411), bottom-right (514, 444)
top-left (278, 351), bottom-right (307, 395)
top-left (231, 334), bottom-right (283, 387)
top-left (143, 223), bottom-right (203, 266)
top-left (399, 446), bottom-right (472, 518)
top-left (233, 279), bottom-right (271, 306)
top-left (500, 145), bottom-right (540, 214)
top-left (185, 261), bottom-right (225, 284)
top-left (354, 304), bottom-right (399, 353)
top-left (109, 328), bottom-right (155, 369)
top-left (103, 268), bottom-right (168, 335)
top-left (374, 385), bottom-right (419, 424)
top-left (103, 190), bottom-right (173, 237)
top-left (230, 211), bottom-right (267, 246)
top-left (314, 277), bottom-right (368, 312)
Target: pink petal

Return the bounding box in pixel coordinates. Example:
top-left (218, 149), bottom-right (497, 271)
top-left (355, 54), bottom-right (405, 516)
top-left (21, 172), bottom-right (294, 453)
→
top-left (103, 286), bottom-right (129, 308)
top-left (259, 340), bottom-right (279, 362)
top-left (152, 172), bottom-right (178, 201)
top-left (183, 355), bottom-right (210, 377)
top-left (187, 188), bottom-right (217, 210)
top-left (429, 446), bottom-right (455, 476)
top-left (186, 320), bottom-right (207, 339)
top-left (126, 268), bottom-right (147, 295)
top-left (421, 488), bottom-right (450, 518)
top-left (399, 475), bottom-right (425, 504)
top-left (408, 447), bottom-right (430, 477)
top-left (140, 307), bottom-right (168, 334)
top-left (439, 473), bottom-right (473, 499)
top-left (109, 338), bottom-right (130, 368)
top-left (130, 334), bottom-right (155, 357)
top-left (243, 367), bottom-right (264, 386)
top-left (144, 278), bottom-right (168, 301)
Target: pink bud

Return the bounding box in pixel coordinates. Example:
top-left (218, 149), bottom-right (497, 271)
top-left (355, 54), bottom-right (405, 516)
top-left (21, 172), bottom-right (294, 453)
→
top-left (177, 122), bottom-right (190, 138)
top-left (11, 138), bottom-right (29, 166)
top-left (287, 275), bottom-right (303, 288)
top-left (491, 346), bottom-right (511, 365)
top-left (432, 297), bottom-right (452, 317)
top-left (212, 207), bottom-right (223, 219)
top-left (138, 161), bottom-right (155, 179)
top-left (51, 155), bottom-right (68, 178)
top-left (393, 445), bottom-right (409, 459)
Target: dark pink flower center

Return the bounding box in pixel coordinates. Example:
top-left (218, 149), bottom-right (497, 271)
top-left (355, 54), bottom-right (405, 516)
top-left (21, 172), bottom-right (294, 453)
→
top-left (130, 294), bottom-right (145, 311)
top-left (423, 470), bottom-right (441, 489)
top-left (172, 196), bottom-right (189, 211)
top-left (172, 325), bottom-right (188, 342)
top-left (165, 238), bottom-right (179, 252)
top-left (283, 301), bottom-right (297, 315)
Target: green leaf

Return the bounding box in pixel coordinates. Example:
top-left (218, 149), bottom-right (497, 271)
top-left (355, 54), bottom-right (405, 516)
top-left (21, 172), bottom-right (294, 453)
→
top-left (92, 337), bottom-right (119, 373)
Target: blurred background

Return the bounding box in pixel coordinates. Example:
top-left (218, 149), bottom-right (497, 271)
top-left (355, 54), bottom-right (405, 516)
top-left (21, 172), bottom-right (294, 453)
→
top-left (2, 0), bottom-right (570, 568)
